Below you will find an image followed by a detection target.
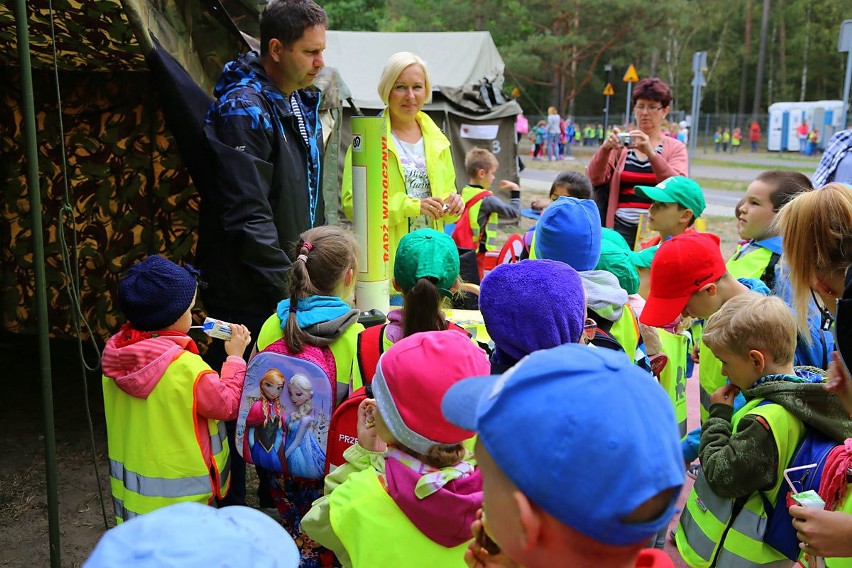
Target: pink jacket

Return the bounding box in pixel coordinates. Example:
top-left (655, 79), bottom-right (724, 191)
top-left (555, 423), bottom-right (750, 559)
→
top-left (102, 328), bottom-right (246, 464)
top-left (585, 136), bottom-right (688, 228)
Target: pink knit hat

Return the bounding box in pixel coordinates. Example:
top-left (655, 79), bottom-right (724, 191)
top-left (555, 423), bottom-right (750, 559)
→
top-left (372, 330), bottom-right (490, 454)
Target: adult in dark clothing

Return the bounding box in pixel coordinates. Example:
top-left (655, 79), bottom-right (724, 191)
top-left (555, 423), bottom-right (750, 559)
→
top-left (200, 0), bottom-right (328, 507)
top-left (776, 182), bottom-right (852, 560)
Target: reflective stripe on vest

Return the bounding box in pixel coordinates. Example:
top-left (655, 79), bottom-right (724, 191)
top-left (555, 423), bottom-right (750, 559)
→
top-left (677, 398), bottom-right (805, 567)
top-left (329, 467), bottom-right (470, 566)
top-left (698, 341), bottom-right (725, 423)
top-left (658, 329), bottom-right (689, 438)
top-left (727, 245), bottom-right (773, 281)
top-left (103, 351), bottom-right (228, 523)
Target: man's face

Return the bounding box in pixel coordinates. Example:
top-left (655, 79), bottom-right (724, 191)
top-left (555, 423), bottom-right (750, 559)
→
top-left (271, 24), bottom-right (326, 94)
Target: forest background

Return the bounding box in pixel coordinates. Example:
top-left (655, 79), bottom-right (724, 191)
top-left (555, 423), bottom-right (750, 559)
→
top-left (321, 0), bottom-right (850, 121)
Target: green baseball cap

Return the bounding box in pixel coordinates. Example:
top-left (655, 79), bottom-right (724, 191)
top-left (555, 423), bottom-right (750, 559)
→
top-left (597, 229), bottom-right (640, 295)
top-left (394, 229), bottom-right (460, 297)
top-left (634, 176), bottom-right (706, 217)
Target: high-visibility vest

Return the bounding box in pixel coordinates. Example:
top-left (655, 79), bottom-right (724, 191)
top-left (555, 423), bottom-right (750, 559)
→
top-left (256, 314), bottom-right (364, 389)
top-left (727, 245), bottom-right (777, 284)
top-left (610, 305), bottom-right (642, 365)
top-left (460, 185), bottom-right (499, 252)
top-left (329, 467), bottom-right (469, 567)
top-left (675, 398), bottom-right (805, 567)
top-left (822, 491), bottom-right (852, 567)
top-left (102, 351), bottom-right (230, 523)
top-left (697, 341), bottom-right (725, 424)
top-left (657, 329), bottom-right (689, 438)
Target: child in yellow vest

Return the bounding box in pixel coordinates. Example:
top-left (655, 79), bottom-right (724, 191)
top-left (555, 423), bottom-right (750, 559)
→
top-left (302, 331), bottom-right (490, 567)
top-left (675, 294), bottom-right (852, 567)
top-left (456, 148), bottom-right (521, 273)
top-left (101, 256), bottom-right (251, 523)
top-left (250, 225), bottom-right (363, 565)
top-left (730, 170), bottom-right (832, 369)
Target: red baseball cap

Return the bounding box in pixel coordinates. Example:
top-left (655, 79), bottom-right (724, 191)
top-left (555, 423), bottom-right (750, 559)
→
top-left (640, 232), bottom-right (726, 327)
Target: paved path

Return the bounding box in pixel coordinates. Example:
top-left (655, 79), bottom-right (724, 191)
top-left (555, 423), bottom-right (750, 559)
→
top-left (519, 150), bottom-right (818, 217)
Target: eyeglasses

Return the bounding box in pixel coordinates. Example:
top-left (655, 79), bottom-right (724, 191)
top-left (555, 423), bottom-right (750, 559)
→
top-left (634, 105), bottom-right (664, 113)
top-left (583, 318), bottom-right (597, 343)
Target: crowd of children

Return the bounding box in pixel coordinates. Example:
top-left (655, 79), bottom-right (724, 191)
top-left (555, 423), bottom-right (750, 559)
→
top-left (92, 139), bottom-right (852, 568)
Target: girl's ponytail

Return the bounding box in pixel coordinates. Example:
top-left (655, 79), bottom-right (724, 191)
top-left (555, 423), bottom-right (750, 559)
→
top-left (284, 240), bottom-right (318, 353)
top-left (402, 277), bottom-right (447, 338)
top-left (282, 226), bottom-right (357, 353)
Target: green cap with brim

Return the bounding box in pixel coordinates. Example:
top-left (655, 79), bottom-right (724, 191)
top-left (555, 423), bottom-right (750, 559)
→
top-left (629, 245), bottom-right (659, 269)
top-left (634, 176), bottom-right (706, 218)
top-left (394, 228), bottom-right (460, 297)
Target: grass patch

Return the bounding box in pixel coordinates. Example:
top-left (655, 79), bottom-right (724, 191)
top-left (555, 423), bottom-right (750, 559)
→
top-left (690, 158), bottom-right (812, 172)
top-left (693, 178), bottom-right (748, 193)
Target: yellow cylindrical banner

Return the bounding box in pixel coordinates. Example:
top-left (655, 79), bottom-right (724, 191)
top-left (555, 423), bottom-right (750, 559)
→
top-left (351, 116), bottom-right (390, 314)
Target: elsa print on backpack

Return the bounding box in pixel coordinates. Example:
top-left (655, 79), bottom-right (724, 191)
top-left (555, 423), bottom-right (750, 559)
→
top-left (237, 353), bottom-right (333, 480)
top-left (284, 374), bottom-right (327, 478)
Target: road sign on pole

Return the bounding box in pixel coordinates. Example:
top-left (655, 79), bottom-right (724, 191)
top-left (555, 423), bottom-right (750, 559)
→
top-left (623, 65), bottom-right (639, 126)
top-left (603, 65), bottom-right (613, 135)
top-left (689, 51), bottom-right (708, 152)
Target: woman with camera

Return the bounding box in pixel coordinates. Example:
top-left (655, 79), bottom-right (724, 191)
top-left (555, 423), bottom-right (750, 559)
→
top-left (586, 78), bottom-right (688, 247)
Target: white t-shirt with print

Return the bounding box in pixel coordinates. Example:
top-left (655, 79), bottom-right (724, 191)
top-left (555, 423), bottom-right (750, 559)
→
top-left (393, 133), bottom-right (432, 231)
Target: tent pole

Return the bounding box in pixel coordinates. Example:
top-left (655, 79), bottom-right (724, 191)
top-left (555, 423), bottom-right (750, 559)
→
top-left (13, 1), bottom-right (61, 566)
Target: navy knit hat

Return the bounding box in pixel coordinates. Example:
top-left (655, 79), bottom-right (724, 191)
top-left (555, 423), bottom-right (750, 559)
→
top-left (480, 259), bottom-right (586, 361)
top-left (118, 255), bottom-right (199, 331)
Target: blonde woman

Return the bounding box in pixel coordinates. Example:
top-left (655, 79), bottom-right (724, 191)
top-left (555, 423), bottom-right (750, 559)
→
top-left (341, 52), bottom-right (463, 274)
top-left (776, 182), bottom-right (852, 562)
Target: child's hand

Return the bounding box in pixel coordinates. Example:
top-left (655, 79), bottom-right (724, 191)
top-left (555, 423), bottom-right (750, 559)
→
top-left (498, 180), bottom-right (520, 192)
top-left (224, 324), bottom-right (251, 357)
top-left (825, 352), bottom-right (852, 416)
top-left (710, 384), bottom-right (740, 407)
top-left (357, 398), bottom-right (387, 453)
top-left (465, 509), bottom-right (519, 568)
top-left (691, 342), bottom-right (701, 364)
top-left (530, 198), bottom-right (549, 211)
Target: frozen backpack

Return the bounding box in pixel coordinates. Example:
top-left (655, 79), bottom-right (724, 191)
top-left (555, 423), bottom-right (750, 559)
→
top-left (236, 339), bottom-right (336, 480)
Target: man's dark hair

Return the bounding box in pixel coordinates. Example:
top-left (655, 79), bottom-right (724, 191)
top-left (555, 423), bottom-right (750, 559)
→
top-left (260, 0), bottom-right (328, 55)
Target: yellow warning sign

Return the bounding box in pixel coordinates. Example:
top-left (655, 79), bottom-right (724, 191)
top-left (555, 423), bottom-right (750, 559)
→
top-left (623, 64), bottom-right (639, 83)
top-left (602, 83), bottom-right (615, 96)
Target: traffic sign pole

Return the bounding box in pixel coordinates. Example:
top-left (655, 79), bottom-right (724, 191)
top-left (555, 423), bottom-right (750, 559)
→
top-left (603, 64), bottom-right (613, 134)
top-left (622, 64), bottom-right (639, 128)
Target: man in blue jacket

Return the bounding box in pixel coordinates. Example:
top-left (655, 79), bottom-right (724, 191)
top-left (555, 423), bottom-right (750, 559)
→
top-left (200, 0), bottom-right (328, 507)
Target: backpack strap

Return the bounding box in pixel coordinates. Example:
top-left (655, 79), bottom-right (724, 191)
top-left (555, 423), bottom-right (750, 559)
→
top-left (356, 324), bottom-right (387, 386)
top-left (761, 252), bottom-right (781, 291)
top-left (452, 190), bottom-right (491, 249)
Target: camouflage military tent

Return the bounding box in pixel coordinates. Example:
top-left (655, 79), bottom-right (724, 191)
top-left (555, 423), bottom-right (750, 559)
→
top-left (0, 1), bottom-right (347, 342)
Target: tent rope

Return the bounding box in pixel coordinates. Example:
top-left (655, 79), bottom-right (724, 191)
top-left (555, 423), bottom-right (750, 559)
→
top-left (47, 0), bottom-right (109, 530)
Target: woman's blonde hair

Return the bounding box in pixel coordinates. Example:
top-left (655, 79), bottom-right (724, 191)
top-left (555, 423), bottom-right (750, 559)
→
top-left (775, 183), bottom-right (852, 331)
top-left (377, 52), bottom-right (432, 105)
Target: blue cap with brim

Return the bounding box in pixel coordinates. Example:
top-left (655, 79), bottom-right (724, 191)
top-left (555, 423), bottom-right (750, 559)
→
top-left (442, 344), bottom-right (685, 547)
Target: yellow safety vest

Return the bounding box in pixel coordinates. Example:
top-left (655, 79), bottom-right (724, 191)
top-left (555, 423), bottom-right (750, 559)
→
top-left (676, 398), bottom-right (805, 567)
top-left (657, 329), bottom-right (689, 438)
top-left (328, 467), bottom-right (469, 567)
top-left (256, 314), bottom-right (364, 389)
top-left (460, 185), bottom-right (499, 252)
top-left (698, 341), bottom-right (725, 424)
top-left (103, 351), bottom-right (230, 524)
top-left (610, 305), bottom-right (641, 364)
top-left (727, 245), bottom-right (775, 281)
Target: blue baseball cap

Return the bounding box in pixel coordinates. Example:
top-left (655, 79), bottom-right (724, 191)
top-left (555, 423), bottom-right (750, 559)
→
top-left (533, 197), bottom-right (602, 271)
top-left (442, 344), bottom-right (684, 546)
top-left (85, 503), bottom-right (299, 567)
